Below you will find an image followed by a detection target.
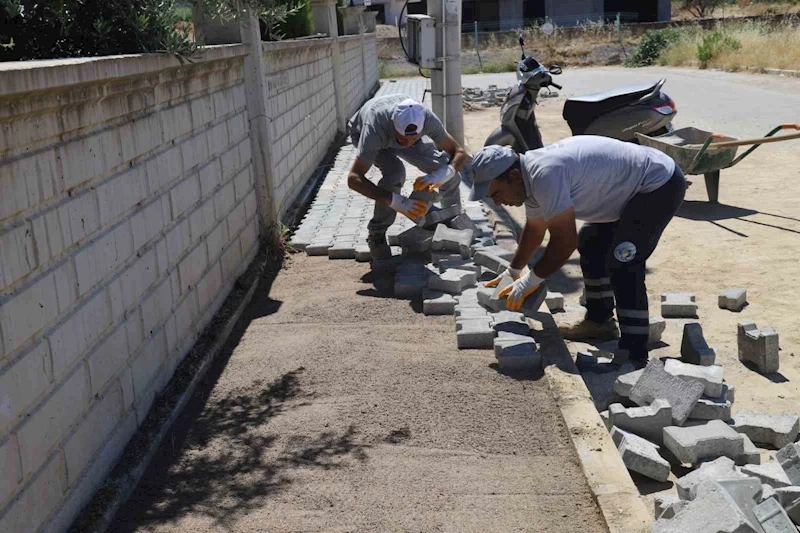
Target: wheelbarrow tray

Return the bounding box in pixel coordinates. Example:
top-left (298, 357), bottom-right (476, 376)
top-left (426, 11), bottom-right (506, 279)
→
top-left (637, 127), bottom-right (739, 175)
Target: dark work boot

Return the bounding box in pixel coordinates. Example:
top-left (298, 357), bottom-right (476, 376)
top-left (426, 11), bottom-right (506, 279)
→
top-left (367, 232), bottom-right (392, 260)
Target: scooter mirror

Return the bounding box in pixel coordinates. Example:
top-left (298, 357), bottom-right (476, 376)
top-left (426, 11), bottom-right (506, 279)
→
top-left (519, 35), bottom-right (525, 47)
top-left (549, 65), bottom-right (562, 75)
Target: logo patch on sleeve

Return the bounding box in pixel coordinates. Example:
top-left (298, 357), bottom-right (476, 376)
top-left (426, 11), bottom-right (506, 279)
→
top-left (614, 241), bottom-right (637, 263)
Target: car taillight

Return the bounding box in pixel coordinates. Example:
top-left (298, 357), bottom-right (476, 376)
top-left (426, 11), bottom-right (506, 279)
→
top-left (653, 99), bottom-right (676, 115)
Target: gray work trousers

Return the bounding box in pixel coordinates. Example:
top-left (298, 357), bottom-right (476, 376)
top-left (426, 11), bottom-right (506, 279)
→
top-left (349, 126), bottom-right (462, 234)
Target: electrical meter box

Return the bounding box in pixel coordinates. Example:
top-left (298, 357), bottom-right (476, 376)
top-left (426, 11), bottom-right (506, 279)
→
top-left (405, 15), bottom-right (436, 68)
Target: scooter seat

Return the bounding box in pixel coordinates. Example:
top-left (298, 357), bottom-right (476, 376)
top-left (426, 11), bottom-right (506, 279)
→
top-left (563, 82), bottom-right (660, 134)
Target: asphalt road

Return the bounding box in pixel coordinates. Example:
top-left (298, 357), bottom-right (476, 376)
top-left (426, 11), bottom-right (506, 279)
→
top-left (460, 66), bottom-right (800, 138)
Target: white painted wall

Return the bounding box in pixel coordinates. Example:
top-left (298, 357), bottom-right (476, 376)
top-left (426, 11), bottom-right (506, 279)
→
top-left (0, 29), bottom-right (380, 533)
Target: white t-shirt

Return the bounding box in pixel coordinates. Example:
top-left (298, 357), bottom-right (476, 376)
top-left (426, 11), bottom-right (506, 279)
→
top-left (523, 136), bottom-right (676, 223)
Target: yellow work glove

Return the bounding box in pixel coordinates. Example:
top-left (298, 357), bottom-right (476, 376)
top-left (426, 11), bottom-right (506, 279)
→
top-left (390, 193), bottom-right (430, 221)
top-left (499, 268), bottom-right (545, 311)
top-left (484, 267), bottom-right (521, 288)
top-left (413, 164), bottom-right (456, 191)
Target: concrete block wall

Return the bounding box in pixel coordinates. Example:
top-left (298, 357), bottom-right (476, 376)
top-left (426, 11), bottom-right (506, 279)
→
top-left (0, 45), bottom-right (260, 533)
top-left (340, 36), bottom-right (368, 120)
top-left (262, 40), bottom-right (338, 217)
top-left (364, 34), bottom-right (380, 101)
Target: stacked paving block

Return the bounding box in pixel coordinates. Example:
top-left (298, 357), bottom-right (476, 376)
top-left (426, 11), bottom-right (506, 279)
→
top-left (661, 292), bottom-right (698, 318)
top-left (738, 321), bottom-right (780, 374)
top-left (719, 288), bottom-right (748, 312)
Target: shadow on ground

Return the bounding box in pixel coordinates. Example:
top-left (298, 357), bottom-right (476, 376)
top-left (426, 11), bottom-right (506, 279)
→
top-left (112, 266), bottom-right (370, 532)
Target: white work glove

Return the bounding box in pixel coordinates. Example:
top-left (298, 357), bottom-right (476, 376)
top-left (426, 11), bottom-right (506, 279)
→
top-left (390, 193), bottom-right (430, 221)
top-left (499, 268), bottom-right (545, 311)
top-left (484, 267), bottom-right (521, 289)
top-left (413, 164), bottom-right (456, 191)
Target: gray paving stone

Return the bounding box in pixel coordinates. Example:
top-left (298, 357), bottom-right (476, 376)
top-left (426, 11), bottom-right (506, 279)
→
top-left (661, 292), bottom-right (698, 318)
top-left (717, 477), bottom-right (764, 531)
top-left (455, 307), bottom-right (489, 320)
top-left (664, 420), bottom-right (746, 465)
top-left (676, 457), bottom-right (752, 500)
top-left (520, 283), bottom-right (549, 318)
top-left (490, 310), bottom-right (530, 336)
top-left (305, 241), bottom-right (333, 256)
top-left (718, 288), bottom-right (748, 312)
top-left (655, 494), bottom-right (683, 519)
top-left (495, 340), bottom-right (541, 373)
top-left (600, 410), bottom-right (610, 430)
top-left (761, 484), bottom-right (777, 503)
top-left (328, 242), bottom-right (356, 259)
top-left (724, 385), bottom-right (736, 403)
top-left (741, 459), bottom-right (793, 489)
top-left (740, 434), bottom-right (762, 466)
top-left (428, 268), bottom-right (478, 294)
top-left (431, 251), bottom-right (464, 266)
top-left (690, 396), bottom-right (733, 422)
top-left (614, 368), bottom-right (645, 398)
top-left (422, 290), bottom-right (457, 316)
top-left (610, 425), bottom-right (660, 449)
top-left (776, 442), bottom-right (800, 486)
top-left (732, 410), bottom-right (800, 449)
top-left (398, 226), bottom-right (434, 253)
top-left (354, 244), bottom-right (371, 262)
top-left (545, 292), bottom-right (564, 312)
top-left (618, 430), bottom-right (671, 482)
top-left (476, 285), bottom-right (495, 309)
top-left (456, 319), bottom-right (495, 349)
top-left (472, 250), bottom-right (511, 276)
top-left (608, 399), bottom-right (672, 445)
top-left (649, 316), bottom-right (667, 345)
top-left (738, 322), bottom-right (780, 374)
top-left (493, 333), bottom-right (536, 357)
top-left (431, 224), bottom-right (473, 258)
top-left (754, 496), bottom-right (796, 533)
top-left (446, 212), bottom-right (478, 239)
top-left (681, 323), bottom-right (717, 366)
top-left (630, 359), bottom-right (705, 426)
top-left (774, 487), bottom-right (800, 509)
top-left (438, 258), bottom-right (480, 275)
top-left (478, 244), bottom-right (515, 261)
top-left (583, 364), bottom-right (636, 411)
top-left (665, 359), bottom-right (724, 398)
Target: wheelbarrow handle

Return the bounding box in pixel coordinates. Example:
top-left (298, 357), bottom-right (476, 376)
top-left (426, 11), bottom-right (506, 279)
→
top-left (685, 124), bottom-right (800, 174)
top-left (702, 130), bottom-right (800, 149)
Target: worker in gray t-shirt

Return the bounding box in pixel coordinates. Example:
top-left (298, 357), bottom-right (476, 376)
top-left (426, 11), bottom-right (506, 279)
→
top-left (469, 136), bottom-right (686, 363)
top-left (347, 94), bottom-right (469, 259)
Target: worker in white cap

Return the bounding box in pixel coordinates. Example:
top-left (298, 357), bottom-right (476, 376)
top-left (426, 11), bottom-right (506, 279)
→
top-left (347, 94), bottom-right (469, 259)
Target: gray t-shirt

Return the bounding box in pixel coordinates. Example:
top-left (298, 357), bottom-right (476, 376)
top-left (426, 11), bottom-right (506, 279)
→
top-left (353, 94), bottom-right (447, 166)
top-left (522, 136), bottom-right (676, 223)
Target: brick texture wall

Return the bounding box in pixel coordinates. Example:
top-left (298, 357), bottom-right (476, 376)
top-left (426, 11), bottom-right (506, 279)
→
top-left (0, 30), bottom-right (380, 533)
top-left (263, 40), bottom-right (339, 217)
top-left (0, 46), bottom-right (260, 533)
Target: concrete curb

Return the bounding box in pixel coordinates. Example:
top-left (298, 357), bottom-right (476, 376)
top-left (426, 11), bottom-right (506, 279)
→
top-left (69, 246), bottom-right (270, 533)
top-left (532, 311), bottom-right (652, 533)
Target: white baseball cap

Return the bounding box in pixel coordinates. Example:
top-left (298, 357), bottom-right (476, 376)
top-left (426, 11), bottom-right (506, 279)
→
top-left (391, 98), bottom-right (426, 136)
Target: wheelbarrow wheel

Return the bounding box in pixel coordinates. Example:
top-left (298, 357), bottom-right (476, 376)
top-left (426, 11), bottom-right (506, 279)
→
top-left (704, 171), bottom-right (720, 204)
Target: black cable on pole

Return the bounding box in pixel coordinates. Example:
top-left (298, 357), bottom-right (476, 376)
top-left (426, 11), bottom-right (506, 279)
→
top-left (398, 0), bottom-right (416, 65)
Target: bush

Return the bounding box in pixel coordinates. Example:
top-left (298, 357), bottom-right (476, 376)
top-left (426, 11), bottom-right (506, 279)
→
top-left (697, 30), bottom-right (741, 68)
top-left (280, 0), bottom-right (313, 39)
top-left (625, 28), bottom-right (684, 67)
top-left (0, 0), bottom-right (195, 61)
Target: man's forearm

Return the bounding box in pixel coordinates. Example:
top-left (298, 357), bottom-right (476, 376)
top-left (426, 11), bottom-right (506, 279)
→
top-left (449, 147), bottom-right (469, 172)
top-left (532, 236), bottom-right (576, 279)
top-left (510, 222), bottom-right (546, 271)
top-left (348, 172), bottom-right (391, 204)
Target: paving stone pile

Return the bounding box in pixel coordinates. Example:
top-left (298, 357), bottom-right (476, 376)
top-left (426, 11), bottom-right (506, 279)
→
top-left (290, 148), bottom-right (547, 373)
top-left (574, 291), bottom-right (795, 532)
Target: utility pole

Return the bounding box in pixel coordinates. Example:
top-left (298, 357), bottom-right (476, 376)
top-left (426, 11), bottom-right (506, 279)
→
top-left (426, 0), bottom-right (464, 145)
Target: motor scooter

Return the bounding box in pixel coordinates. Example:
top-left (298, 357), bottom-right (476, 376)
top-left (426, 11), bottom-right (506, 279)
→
top-left (485, 35), bottom-right (677, 151)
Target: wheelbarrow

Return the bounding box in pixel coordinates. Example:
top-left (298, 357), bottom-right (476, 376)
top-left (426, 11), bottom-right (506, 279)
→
top-left (635, 124), bottom-right (800, 203)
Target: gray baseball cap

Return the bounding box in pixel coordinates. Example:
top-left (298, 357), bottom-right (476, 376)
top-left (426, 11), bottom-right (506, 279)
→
top-left (467, 145), bottom-right (518, 201)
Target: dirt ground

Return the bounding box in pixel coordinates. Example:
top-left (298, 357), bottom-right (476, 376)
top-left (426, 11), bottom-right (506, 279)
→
top-left (463, 94), bottom-right (800, 505)
top-left (109, 254), bottom-right (606, 533)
